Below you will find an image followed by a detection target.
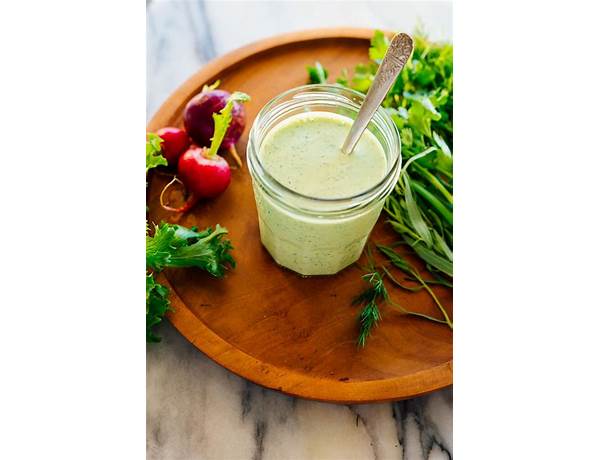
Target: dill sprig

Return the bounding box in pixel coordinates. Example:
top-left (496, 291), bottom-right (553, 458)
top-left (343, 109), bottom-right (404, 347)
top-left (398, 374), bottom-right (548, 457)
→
top-left (353, 271), bottom-right (387, 347)
top-left (352, 245), bottom-right (452, 347)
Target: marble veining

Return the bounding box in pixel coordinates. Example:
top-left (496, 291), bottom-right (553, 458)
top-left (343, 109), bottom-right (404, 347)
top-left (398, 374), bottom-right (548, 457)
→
top-left (147, 2), bottom-right (452, 459)
top-left (147, 323), bottom-right (452, 460)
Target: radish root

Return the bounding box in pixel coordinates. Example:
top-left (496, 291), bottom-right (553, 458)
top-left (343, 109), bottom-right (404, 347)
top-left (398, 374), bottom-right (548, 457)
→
top-left (227, 145), bottom-right (244, 169)
top-left (159, 174), bottom-right (200, 214)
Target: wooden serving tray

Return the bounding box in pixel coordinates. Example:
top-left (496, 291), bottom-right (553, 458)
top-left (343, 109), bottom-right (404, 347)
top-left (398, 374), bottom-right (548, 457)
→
top-left (147, 28), bottom-right (452, 403)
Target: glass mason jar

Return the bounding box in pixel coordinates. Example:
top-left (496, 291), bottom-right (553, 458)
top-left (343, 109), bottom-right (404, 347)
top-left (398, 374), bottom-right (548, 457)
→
top-left (247, 84), bottom-right (401, 276)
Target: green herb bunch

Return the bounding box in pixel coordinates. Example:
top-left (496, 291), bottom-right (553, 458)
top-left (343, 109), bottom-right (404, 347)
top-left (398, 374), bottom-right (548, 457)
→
top-left (308, 30), bottom-right (453, 344)
top-left (145, 134), bottom-right (235, 342)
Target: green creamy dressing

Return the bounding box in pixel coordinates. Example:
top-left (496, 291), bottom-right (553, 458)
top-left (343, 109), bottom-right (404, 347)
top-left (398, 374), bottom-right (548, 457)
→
top-left (254, 111), bottom-right (388, 276)
top-left (260, 112), bottom-right (387, 198)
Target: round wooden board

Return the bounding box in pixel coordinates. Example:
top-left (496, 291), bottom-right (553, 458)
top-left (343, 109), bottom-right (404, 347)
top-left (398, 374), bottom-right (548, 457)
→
top-left (147, 28), bottom-right (452, 403)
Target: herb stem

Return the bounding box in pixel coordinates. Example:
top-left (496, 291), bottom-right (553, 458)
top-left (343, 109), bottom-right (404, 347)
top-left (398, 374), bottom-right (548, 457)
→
top-left (381, 265), bottom-right (423, 292)
top-left (411, 163), bottom-right (453, 205)
top-left (387, 299), bottom-right (447, 324)
top-left (387, 219), bottom-right (421, 241)
top-left (412, 271), bottom-right (453, 329)
top-left (405, 274), bottom-right (453, 288)
top-left (410, 180), bottom-right (453, 226)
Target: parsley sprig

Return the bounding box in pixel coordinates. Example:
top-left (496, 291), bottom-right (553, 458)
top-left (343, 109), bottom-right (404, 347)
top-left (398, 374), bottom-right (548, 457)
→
top-left (146, 222), bottom-right (234, 275)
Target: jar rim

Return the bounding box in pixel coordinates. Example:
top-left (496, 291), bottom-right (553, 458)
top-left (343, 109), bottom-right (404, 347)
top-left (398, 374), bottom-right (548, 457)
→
top-left (247, 84), bottom-right (401, 211)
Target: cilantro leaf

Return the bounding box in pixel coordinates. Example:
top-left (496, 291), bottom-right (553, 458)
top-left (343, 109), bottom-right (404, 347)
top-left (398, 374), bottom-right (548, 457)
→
top-left (369, 30), bottom-right (390, 62)
top-left (400, 127), bottom-right (414, 147)
top-left (351, 63), bottom-right (378, 93)
top-left (403, 92), bottom-right (442, 119)
top-left (408, 103), bottom-right (433, 138)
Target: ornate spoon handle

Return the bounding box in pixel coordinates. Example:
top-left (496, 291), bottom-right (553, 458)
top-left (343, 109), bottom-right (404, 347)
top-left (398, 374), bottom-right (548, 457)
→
top-left (341, 33), bottom-right (414, 155)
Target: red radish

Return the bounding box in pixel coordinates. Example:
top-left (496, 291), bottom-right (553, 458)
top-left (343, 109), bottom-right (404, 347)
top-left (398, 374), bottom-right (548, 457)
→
top-left (183, 81), bottom-right (248, 168)
top-left (160, 91), bottom-right (250, 213)
top-left (180, 146), bottom-right (230, 193)
top-left (156, 127), bottom-right (190, 165)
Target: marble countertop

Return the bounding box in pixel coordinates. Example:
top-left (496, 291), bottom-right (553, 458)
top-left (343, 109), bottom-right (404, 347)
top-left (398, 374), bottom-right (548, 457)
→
top-left (147, 2), bottom-right (452, 459)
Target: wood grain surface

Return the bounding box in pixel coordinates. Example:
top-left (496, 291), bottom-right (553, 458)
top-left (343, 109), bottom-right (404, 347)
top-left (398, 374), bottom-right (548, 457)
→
top-left (147, 28), bottom-right (452, 403)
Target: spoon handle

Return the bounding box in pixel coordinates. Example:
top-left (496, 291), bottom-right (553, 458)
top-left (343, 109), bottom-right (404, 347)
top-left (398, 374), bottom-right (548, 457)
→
top-left (341, 33), bottom-right (414, 155)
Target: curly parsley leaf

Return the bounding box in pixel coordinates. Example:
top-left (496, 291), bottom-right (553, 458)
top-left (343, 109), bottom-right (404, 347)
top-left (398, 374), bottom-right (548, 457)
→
top-left (146, 223), bottom-right (180, 272)
top-left (146, 222), bottom-right (235, 276)
top-left (145, 222), bottom-right (236, 341)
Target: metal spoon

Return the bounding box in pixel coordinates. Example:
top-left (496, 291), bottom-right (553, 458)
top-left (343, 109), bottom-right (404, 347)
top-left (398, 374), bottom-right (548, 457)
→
top-left (341, 33), bottom-right (414, 154)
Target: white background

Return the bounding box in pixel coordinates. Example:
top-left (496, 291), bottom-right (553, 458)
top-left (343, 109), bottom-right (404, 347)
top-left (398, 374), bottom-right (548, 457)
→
top-left (1, 0), bottom-right (599, 459)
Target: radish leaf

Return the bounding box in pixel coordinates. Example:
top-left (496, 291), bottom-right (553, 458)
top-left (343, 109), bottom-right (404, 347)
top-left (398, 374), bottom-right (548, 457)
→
top-left (208, 91), bottom-right (250, 158)
top-left (202, 79), bottom-right (220, 92)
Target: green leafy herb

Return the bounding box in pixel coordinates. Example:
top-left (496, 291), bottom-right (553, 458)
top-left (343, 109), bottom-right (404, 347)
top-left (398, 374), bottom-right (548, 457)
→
top-left (146, 133), bottom-right (167, 173)
top-left (307, 30), bottom-right (453, 345)
top-left (146, 273), bottom-right (171, 343)
top-left (145, 135), bottom-right (236, 342)
top-left (145, 221), bottom-right (235, 341)
top-left (350, 63), bottom-right (378, 92)
top-left (208, 91), bottom-right (251, 158)
top-left (369, 30), bottom-right (390, 62)
top-left (306, 61), bottom-right (328, 84)
top-left (147, 222), bottom-right (235, 276)
top-left (306, 31), bottom-right (453, 279)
